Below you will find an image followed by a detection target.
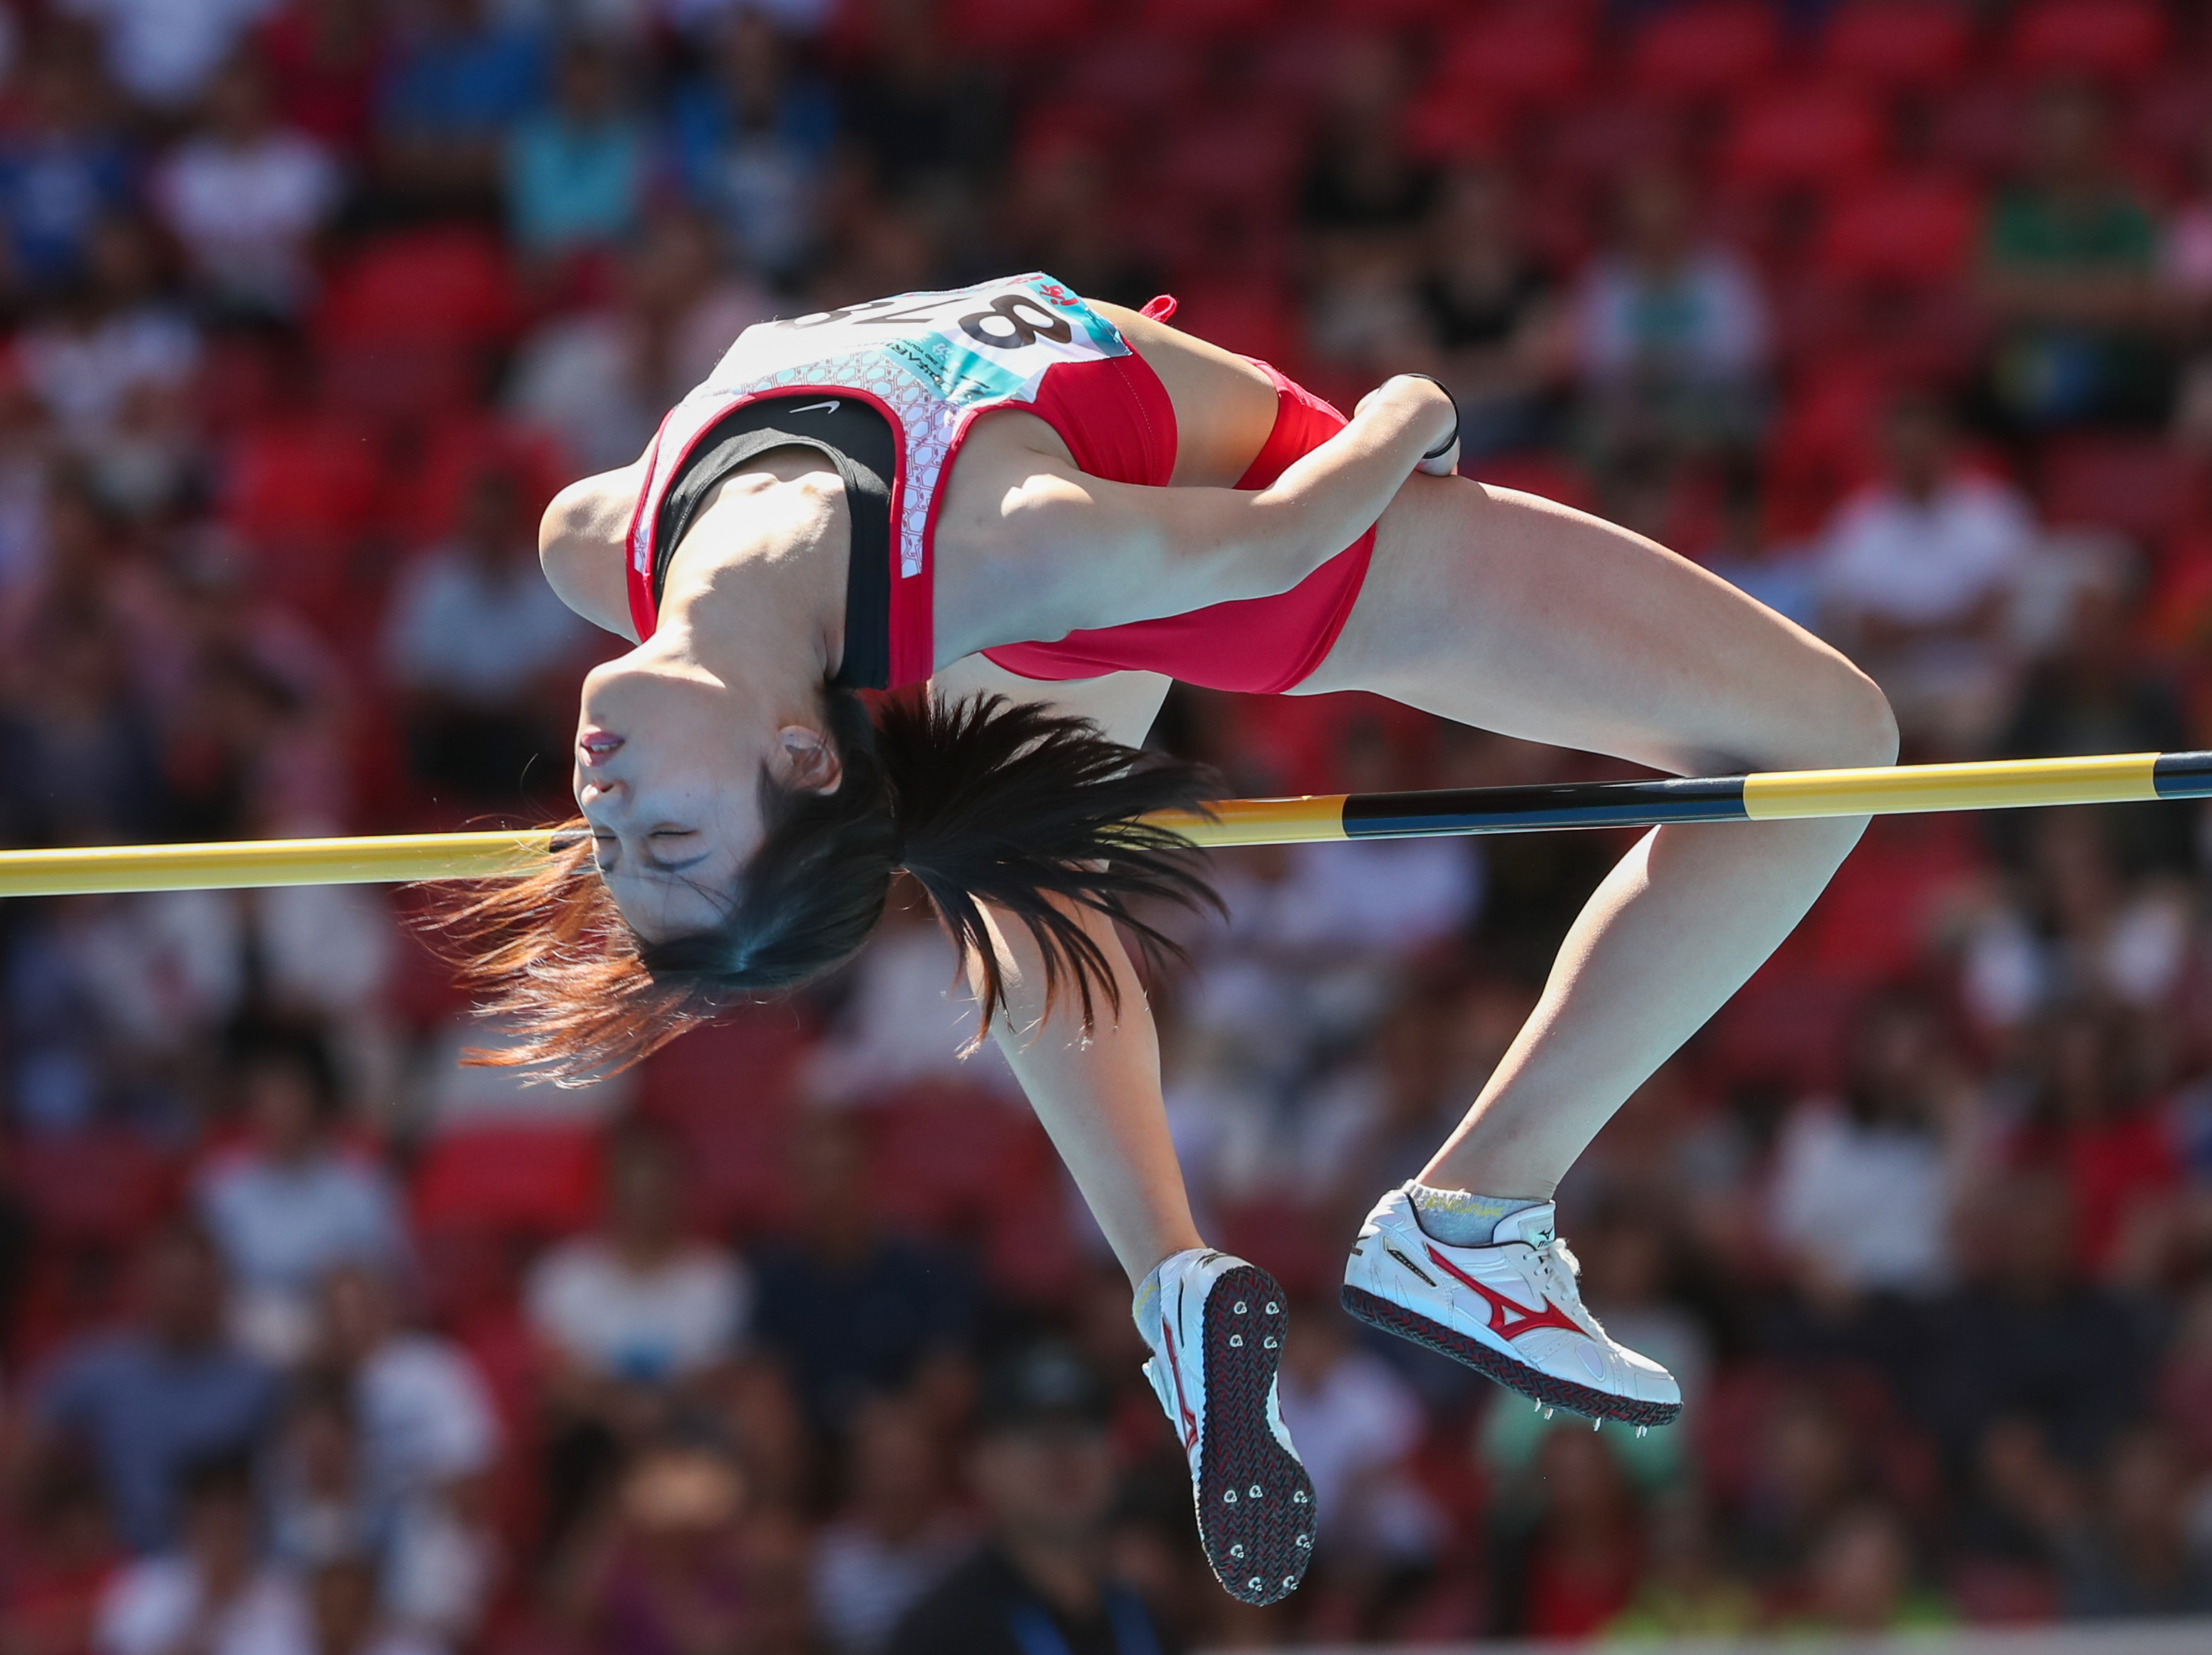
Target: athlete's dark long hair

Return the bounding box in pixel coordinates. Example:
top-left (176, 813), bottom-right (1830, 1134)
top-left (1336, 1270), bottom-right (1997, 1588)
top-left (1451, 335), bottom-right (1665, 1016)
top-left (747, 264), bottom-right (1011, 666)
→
top-left (433, 689), bottom-right (1224, 1083)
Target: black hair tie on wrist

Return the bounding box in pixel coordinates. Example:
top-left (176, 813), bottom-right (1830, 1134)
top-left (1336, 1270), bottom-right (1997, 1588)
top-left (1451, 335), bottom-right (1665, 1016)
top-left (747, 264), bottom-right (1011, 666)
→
top-left (1396, 372), bottom-right (1461, 459)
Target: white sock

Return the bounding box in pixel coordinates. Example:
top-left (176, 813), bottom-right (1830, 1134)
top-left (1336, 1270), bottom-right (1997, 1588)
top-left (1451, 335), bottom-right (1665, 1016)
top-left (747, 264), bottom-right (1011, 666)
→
top-left (1407, 1182), bottom-right (1545, 1247)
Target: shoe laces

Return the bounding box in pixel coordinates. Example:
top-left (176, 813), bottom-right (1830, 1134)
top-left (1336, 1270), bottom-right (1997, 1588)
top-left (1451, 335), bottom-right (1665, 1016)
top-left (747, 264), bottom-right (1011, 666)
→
top-left (1532, 1234), bottom-right (1608, 1339)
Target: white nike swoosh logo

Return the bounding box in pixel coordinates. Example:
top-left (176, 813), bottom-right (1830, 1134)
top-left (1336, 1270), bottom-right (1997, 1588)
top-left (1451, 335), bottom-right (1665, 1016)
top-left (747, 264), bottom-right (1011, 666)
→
top-left (790, 399), bottom-right (840, 415)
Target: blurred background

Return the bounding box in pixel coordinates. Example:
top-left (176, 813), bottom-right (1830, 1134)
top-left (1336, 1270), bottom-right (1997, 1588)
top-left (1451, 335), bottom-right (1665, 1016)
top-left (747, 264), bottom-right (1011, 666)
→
top-left (0, 0), bottom-right (2210, 1650)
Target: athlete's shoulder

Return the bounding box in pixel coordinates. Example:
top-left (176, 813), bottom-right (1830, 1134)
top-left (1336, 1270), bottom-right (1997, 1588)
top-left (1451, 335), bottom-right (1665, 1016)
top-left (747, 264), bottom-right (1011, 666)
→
top-left (539, 463), bottom-right (643, 641)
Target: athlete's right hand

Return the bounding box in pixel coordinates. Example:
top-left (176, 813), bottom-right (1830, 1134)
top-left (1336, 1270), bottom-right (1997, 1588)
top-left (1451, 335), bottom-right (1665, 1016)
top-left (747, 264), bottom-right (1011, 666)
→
top-left (1356, 374), bottom-right (1460, 478)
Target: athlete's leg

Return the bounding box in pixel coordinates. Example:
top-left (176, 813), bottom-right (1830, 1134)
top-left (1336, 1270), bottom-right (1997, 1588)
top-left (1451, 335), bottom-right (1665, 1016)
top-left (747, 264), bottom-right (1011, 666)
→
top-left (1301, 475), bottom-right (1898, 1197)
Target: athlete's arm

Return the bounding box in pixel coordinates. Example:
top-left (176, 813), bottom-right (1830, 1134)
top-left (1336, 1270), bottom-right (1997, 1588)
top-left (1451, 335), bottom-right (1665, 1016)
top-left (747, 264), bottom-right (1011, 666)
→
top-left (539, 464), bottom-right (644, 641)
top-left (926, 656), bottom-right (1201, 1282)
top-left (964, 374), bottom-right (1455, 641)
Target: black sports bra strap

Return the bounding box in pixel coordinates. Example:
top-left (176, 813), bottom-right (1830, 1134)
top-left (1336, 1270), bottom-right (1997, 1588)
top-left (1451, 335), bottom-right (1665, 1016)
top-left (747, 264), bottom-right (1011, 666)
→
top-left (649, 394), bottom-right (899, 691)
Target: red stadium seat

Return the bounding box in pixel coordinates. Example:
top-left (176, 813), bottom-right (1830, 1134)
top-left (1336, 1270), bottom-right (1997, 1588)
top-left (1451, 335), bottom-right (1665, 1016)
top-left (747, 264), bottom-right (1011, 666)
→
top-left (223, 416), bottom-right (383, 548)
top-left (1154, 108), bottom-right (1305, 207)
top-left (412, 1124), bottom-right (600, 1236)
top-left (943, 0), bottom-right (1092, 57)
top-left (1722, 83), bottom-right (1885, 192)
top-left (2039, 435), bottom-right (2208, 547)
top-left (2006, 0), bottom-right (2168, 83)
top-left (316, 227), bottom-right (522, 350)
top-left (1629, 0), bottom-right (1783, 101)
top-left (16, 1130), bottom-right (178, 1247)
top-left (1136, 0), bottom-right (1286, 41)
top-left (1435, 4), bottom-right (1600, 113)
top-left (1816, 172), bottom-right (1980, 287)
top-left (1062, 31), bottom-right (1204, 116)
top-left (1819, 0), bottom-right (1975, 91)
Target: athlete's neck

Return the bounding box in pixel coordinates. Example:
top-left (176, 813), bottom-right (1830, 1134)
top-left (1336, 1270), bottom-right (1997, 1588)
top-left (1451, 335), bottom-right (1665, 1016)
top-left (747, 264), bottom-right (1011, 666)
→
top-left (656, 450), bottom-right (852, 698)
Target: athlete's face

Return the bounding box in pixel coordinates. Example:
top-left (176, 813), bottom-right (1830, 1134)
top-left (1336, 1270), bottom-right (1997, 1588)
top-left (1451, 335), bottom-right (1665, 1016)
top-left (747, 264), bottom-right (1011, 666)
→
top-left (573, 651), bottom-right (839, 942)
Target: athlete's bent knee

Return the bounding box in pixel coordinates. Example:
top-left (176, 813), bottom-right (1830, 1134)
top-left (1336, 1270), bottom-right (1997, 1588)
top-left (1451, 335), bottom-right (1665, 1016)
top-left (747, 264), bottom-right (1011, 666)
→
top-left (1811, 663), bottom-right (1898, 772)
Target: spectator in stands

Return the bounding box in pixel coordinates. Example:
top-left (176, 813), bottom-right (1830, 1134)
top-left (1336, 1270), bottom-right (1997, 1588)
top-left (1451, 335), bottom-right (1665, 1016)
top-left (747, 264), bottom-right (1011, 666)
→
top-left (28, 1222), bottom-right (277, 1555)
top-left (315, 1264), bottom-right (498, 1642)
top-left (1814, 390), bottom-right (2039, 753)
top-left (305, 1555), bottom-right (438, 1655)
top-left (1963, 815), bottom-right (2194, 1036)
top-left (196, 1024), bottom-right (409, 1363)
top-left (265, 1372), bottom-right (475, 1652)
top-left (16, 214), bottom-right (200, 445)
top-left (153, 50), bottom-right (342, 318)
top-left (2167, 118), bottom-right (2212, 450)
top-left (59, 0), bottom-right (275, 113)
top-left (1571, 165), bottom-right (1769, 476)
top-left (1273, 1295), bottom-right (1441, 1589)
top-left (507, 205), bottom-right (773, 472)
top-left (1929, 1170), bottom-right (2156, 1475)
top-left (2059, 1423), bottom-right (2212, 1617)
top-left (1997, 567), bottom-right (2196, 873)
top-left (504, 38), bottom-right (647, 264)
top-left (1484, 1424), bottom-right (1645, 1639)
top-left (1765, 989), bottom-right (1980, 1302)
top-left (0, 36), bottom-right (137, 300)
top-left (1298, 36), bottom-right (1435, 254)
top-left (669, 8), bottom-right (838, 281)
top-left (556, 1438), bottom-right (757, 1655)
top-left (381, 462), bottom-right (592, 808)
top-left (257, 0), bottom-right (388, 159)
top-left (888, 1342), bottom-right (1179, 1655)
top-left (836, 0), bottom-right (1007, 221)
top-left (751, 1111), bottom-right (977, 1431)
top-left (1607, 1495), bottom-right (1754, 1638)
top-left (376, 0), bottom-right (547, 207)
top-left (0, 1463), bottom-right (123, 1655)
top-left (811, 1392), bottom-right (970, 1655)
top-left (1979, 80), bottom-right (2169, 431)
top-left (527, 1119), bottom-right (749, 1408)
top-left (1415, 163), bottom-right (1568, 457)
top-left (1783, 1502), bottom-right (1948, 1632)
top-left (2005, 1000), bottom-right (2183, 1282)
top-left (93, 1453), bottom-right (307, 1655)
top-left (0, 599), bottom-right (166, 849)
top-left (991, 140), bottom-right (1162, 316)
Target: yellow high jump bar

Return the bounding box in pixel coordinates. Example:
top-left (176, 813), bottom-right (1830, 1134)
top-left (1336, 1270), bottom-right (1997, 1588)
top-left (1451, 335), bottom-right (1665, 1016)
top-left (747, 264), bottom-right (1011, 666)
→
top-left (0, 751), bottom-right (2202, 898)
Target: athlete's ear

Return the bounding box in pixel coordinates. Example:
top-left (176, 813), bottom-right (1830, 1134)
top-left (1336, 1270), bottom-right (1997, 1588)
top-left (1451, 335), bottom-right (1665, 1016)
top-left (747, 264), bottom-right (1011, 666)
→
top-left (774, 725), bottom-right (843, 794)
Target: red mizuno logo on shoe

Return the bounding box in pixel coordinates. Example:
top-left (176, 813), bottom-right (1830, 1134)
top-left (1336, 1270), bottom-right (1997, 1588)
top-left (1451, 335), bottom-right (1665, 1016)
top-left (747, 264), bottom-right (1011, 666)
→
top-left (1162, 1324), bottom-right (1200, 1453)
top-left (1425, 1244), bottom-right (1583, 1341)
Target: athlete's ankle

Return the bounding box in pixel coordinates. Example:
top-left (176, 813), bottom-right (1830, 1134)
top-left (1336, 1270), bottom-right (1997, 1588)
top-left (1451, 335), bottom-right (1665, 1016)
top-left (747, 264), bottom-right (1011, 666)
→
top-left (1130, 1244), bottom-right (1212, 1339)
top-left (1406, 1180), bottom-right (1549, 1248)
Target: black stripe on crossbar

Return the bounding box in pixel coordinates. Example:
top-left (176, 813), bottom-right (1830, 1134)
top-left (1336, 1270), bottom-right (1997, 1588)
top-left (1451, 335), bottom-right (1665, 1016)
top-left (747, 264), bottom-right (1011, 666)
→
top-left (1341, 775), bottom-right (1750, 838)
top-left (2153, 752), bottom-right (2212, 800)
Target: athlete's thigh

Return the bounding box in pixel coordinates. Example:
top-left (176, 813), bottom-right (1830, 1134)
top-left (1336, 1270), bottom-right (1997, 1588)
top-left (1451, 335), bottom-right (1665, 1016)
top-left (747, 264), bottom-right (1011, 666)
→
top-left (1299, 474), bottom-right (1887, 776)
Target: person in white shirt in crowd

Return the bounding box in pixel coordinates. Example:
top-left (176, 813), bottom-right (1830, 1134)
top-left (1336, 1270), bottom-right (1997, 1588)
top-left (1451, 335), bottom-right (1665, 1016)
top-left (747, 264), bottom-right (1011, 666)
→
top-left (507, 208), bottom-right (775, 473)
top-left (1573, 164), bottom-right (1769, 472)
top-left (1273, 1294), bottom-right (1444, 1579)
top-left (1815, 390), bottom-right (2042, 753)
top-left (196, 1025), bottom-right (410, 1365)
top-left (316, 1264), bottom-right (501, 1645)
top-left (95, 1454), bottom-right (308, 1655)
top-left (59, 0), bottom-right (274, 112)
top-left (811, 1391), bottom-right (973, 1655)
top-left (153, 51), bottom-right (342, 316)
top-left (381, 462), bottom-right (596, 806)
top-left (16, 214), bottom-right (199, 444)
top-left (1766, 989), bottom-right (1986, 1304)
top-left (529, 1121), bottom-right (750, 1390)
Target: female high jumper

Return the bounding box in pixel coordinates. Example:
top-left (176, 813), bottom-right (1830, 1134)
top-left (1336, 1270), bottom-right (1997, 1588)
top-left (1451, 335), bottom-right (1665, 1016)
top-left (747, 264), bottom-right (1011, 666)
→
top-left (457, 273), bottom-right (1896, 1606)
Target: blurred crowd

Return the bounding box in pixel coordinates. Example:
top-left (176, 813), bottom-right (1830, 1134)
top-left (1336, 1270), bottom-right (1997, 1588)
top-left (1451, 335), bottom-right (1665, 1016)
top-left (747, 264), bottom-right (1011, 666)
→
top-left (0, 0), bottom-right (2210, 1651)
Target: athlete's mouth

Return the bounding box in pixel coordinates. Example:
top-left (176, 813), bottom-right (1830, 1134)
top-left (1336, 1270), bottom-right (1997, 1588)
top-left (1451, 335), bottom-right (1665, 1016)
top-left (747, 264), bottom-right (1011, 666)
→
top-left (577, 730), bottom-right (624, 765)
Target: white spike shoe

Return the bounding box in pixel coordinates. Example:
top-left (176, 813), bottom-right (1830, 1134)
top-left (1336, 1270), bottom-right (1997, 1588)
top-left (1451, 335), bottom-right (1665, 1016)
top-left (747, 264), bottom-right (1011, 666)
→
top-left (1134, 1248), bottom-right (1317, 1606)
top-left (1342, 1185), bottom-right (1682, 1428)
